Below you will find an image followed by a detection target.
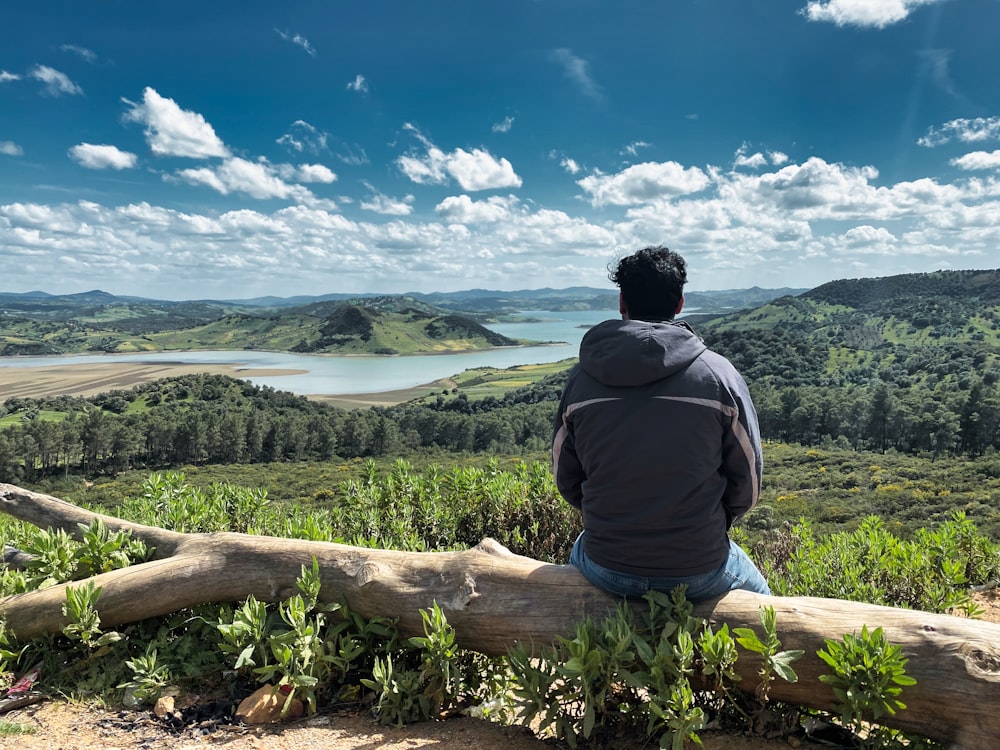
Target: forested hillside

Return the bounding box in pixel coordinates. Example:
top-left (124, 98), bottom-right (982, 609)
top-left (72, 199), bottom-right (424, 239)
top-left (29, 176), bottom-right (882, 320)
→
top-left (695, 268), bottom-right (1000, 455)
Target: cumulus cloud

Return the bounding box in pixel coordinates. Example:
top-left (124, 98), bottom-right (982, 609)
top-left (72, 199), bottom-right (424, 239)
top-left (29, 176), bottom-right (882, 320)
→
top-left (724, 157), bottom-right (883, 214)
top-left (551, 48), bottom-right (602, 101)
top-left (841, 225), bottom-right (897, 249)
top-left (123, 87), bottom-right (229, 159)
top-left (951, 150), bottom-right (1000, 171)
top-left (0, 141), bottom-right (23, 156)
top-left (801, 0), bottom-right (942, 28)
top-left (174, 157), bottom-right (313, 200)
top-left (29, 65), bottom-right (83, 96)
top-left (734, 150), bottom-right (768, 169)
top-left (346, 74), bottom-right (368, 93)
top-left (492, 116), bottom-right (514, 133)
top-left (435, 194), bottom-right (516, 223)
top-left (397, 124), bottom-right (522, 191)
top-left (577, 161), bottom-right (711, 206)
top-left (69, 143), bottom-right (138, 170)
top-left (275, 28), bottom-right (316, 57)
top-left (919, 117), bottom-right (1000, 147)
top-left (294, 163), bottom-right (337, 183)
top-left (360, 182), bottom-right (414, 215)
top-left (1, 70), bottom-right (22, 83)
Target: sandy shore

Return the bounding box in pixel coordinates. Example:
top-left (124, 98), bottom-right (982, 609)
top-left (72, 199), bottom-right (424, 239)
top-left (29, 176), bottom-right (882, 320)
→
top-left (0, 361), bottom-right (450, 408)
top-left (0, 362), bottom-right (308, 400)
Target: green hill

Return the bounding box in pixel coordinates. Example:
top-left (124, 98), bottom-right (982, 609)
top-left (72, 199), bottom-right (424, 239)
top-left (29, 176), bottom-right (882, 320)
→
top-left (695, 268), bottom-right (1000, 389)
top-left (0, 296), bottom-right (529, 355)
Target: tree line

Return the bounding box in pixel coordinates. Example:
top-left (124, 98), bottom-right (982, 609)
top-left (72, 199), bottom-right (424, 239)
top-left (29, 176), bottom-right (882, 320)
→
top-left (2, 364), bottom-right (1000, 483)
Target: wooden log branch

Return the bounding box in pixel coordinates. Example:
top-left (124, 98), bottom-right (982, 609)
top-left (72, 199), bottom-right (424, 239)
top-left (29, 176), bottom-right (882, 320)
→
top-left (1, 483), bottom-right (999, 749)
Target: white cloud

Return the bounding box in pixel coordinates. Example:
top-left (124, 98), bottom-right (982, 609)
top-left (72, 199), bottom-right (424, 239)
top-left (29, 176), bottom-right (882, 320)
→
top-left (919, 117), bottom-right (1000, 147)
top-left (734, 151), bottom-right (768, 169)
top-left (435, 195), bottom-right (515, 223)
top-left (0, 70), bottom-right (21, 83)
top-left (275, 28), bottom-right (316, 57)
top-left (174, 157), bottom-right (313, 200)
top-left (841, 225), bottom-right (897, 249)
top-left (801, 0), bottom-right (942, 28)
top-left (29, 65), bottom-right (83, 96)
top-left (622, 141), bottom-right (650, 157)
top-left (551, 48), bottom-right (602, 101)
top-left (69, 143), bottom-right (138, 170)
top-left (492, 116), bottom-right (514, 133)
top-left (769, 151), bottom-right (789, 166)
top-left (123, 87), bottom-right (229, 159)
top-left (397, 125), bottom-right (522, 191)
top-left (294, 163), bottom-right (337, 183)
top-left (951, 150), bottom-right (1000, 171)
top-left (60, 44), bottom-right (98, 63)
top-left (360, 183), bottom-right (414, 215)
top-left (346, 74), bottom-right (368, 93)
top-left (0, 141), bottom-right (23, 156)
top-left (577, 161), bottom-right (712, 206)
top-left (446, 148), bottom-right (522, 191)
top-left (277, 120), bottom-right (330, 154)
top-left (561, 157), bottom-right (581, 175)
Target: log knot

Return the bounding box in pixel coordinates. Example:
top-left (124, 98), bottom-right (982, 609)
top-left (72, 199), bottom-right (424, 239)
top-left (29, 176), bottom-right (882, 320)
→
top-left (963, 646), bottom-right (1000, 679)
top-left (355, 561), bottom-right (382, 587)
top-left (446, 574), bottom-right (480, 611)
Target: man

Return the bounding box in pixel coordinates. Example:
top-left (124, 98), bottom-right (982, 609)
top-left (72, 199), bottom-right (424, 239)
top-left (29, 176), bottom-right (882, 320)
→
top-left (552, 246), bottom-right (770, 601)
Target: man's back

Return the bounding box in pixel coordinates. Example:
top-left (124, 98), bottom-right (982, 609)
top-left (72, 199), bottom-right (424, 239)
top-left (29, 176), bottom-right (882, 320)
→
top-left (553, 318), bottom-right (762, 578)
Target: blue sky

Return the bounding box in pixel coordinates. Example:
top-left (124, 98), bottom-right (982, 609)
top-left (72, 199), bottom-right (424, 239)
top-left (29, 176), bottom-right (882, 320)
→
top-left (2, 0), bottom-right (999, 300)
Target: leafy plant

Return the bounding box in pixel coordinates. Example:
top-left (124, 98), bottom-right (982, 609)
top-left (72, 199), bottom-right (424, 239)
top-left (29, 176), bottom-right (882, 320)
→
top-left (119, 645), bottom-right (172, 704)
top-left (817, 625), bottom-right (917, 748)
top-left (61, 581), bottom-right (104, 647)
top-left (733, 605), bottom-right (803, 703)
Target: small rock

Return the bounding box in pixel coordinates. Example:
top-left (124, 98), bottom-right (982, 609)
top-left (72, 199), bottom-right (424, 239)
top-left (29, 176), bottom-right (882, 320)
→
top-left (235, 685), bottom-right (304, 724)
top-left (153, 695), bottom-right (175, 719)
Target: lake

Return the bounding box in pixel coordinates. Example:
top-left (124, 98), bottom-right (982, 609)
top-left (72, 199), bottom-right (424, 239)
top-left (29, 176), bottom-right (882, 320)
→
top-left (0, 310), bottom-right (615, 396)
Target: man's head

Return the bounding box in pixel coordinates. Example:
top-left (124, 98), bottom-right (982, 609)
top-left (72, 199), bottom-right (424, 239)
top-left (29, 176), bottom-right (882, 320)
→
top-left (609, 246), bottom-right (687, 321)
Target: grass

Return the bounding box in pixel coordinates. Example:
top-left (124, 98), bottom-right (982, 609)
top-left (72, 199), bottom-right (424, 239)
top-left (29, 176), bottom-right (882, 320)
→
top-left (0, 409), bottom-right (69, 428)
top-left (0, 721), bottom-right (37, 736)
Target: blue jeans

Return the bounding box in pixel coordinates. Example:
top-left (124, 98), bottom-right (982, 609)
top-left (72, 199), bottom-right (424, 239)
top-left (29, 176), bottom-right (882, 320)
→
top-left (570, 532), bottom-right (771, 602)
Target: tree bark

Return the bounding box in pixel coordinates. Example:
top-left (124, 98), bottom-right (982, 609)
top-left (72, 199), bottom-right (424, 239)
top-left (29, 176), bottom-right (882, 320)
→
top-left (1, 483), bottom-right (998, 749)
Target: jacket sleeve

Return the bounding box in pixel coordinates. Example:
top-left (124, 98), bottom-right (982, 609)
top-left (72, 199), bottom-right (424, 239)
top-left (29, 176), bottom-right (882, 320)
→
top-left (720, 373), bottom-right (762, 526)
top-left (551, 387), bottom-right (584, 510)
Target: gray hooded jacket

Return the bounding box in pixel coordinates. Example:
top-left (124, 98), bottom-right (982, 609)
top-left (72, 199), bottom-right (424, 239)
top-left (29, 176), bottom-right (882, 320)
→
top-left (552, 318), bottom-right (762, 576)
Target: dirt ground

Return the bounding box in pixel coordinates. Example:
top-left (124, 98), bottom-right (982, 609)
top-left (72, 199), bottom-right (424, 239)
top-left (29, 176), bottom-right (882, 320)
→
top-left (3, 590), bottom-right (998, 750)
top-left (1, 701), bottom-right (798, 750)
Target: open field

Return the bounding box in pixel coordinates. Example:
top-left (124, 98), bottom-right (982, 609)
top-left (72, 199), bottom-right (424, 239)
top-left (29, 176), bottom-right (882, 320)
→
top-left (0, 362), bottom-right (308, 400)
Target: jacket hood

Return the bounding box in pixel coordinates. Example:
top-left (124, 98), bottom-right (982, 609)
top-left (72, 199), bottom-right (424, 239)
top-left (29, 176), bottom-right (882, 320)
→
top-left (579, 319), bottom-right (707, 387)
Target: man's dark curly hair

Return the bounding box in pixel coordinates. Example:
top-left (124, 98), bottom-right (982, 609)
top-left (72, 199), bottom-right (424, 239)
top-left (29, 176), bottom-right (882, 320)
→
top-left (609, 246), bottom-right (687, 321)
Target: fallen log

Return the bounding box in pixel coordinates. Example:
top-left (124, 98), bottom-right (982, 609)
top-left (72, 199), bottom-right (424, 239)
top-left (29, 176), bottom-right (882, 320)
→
top-left (1, 482), bottom-right (998, 749)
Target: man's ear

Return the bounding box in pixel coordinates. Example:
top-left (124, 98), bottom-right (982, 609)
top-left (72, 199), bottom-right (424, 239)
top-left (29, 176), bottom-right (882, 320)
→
top-left (675, 295), bottom-right (685, 315)
top-left (619, 292), bottom-right (628, 319)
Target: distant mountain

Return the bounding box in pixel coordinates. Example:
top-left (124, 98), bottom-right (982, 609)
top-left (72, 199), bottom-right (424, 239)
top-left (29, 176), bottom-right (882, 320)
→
top-left (0, 293), bottom-right (529, 356)
top-left (0, 285), bottom-right (805, 317)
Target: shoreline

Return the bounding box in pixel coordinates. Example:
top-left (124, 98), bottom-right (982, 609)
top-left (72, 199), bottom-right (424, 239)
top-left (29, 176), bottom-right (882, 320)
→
top-left (0, 361), bottom-right (448, 407)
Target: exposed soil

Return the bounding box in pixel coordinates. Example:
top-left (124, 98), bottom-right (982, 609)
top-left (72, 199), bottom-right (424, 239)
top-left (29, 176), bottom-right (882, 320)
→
top-left (4, 590), bottom-right (998, 750)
